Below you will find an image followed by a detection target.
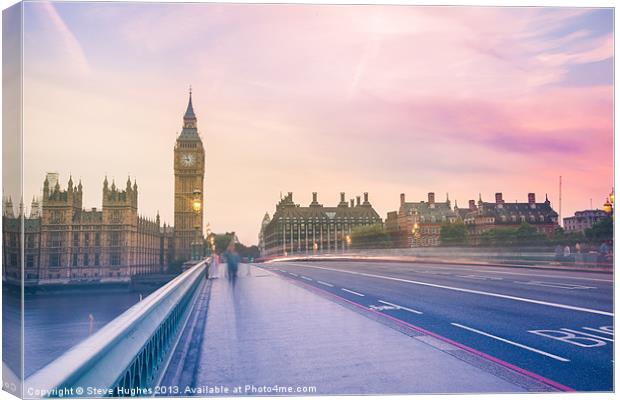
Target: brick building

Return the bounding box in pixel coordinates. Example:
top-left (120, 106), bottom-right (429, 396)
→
top-left (462, 193), bottom-right (559, 244)
top-left (563, 209), bottom-right (610, 233)
top-left (385, 192), bottom-right (458, 247)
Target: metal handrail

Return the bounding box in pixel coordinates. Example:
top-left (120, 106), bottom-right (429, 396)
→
top-left (24, 258), bottom-right (210, 397)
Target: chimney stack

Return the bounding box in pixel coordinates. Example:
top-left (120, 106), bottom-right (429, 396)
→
top-left (312, 192), bottom-right (317, 202)
top-left (356, 196), bottom-right (361, 206)
top-left (469, 200), bottom-right (476, 210)
top-left (495, 192), bottom-right (503, 204)
top-left (528, 193), bottom-right (536, 204)
top-left (363, 192), bottom-right (369, 204)
top-left (340, 192), bottom-right (345, 202)
top-left (288, 192), bottom-right (293, 200)
top-left (428, 192), bottom-right (435, 204)
top-left (350, 199), bottom-right (354, 207)
top-left (400, 193), bottom-right (406, 205)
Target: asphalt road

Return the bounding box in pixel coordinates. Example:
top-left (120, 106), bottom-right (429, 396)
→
top-left (257, 260), bottom-right (614, 392)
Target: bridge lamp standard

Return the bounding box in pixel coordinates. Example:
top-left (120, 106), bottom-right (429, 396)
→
top-left (191, 190), bottom-right (203, 261)
top-left (603, 188), bottom-right (613, 215)
top-left (205, 224), bottom-right (213, 256)
top-left (412, 220), bottom-right (421, 246)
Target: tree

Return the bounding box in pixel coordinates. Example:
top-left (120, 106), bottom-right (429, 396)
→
top-left (585, 216), bottom-right (613, 241)
top-left (515, 222), bottom-right (547, 246)
top-left (440, 222), bottom-right (467, 246)
top-left (349, 224), bottom-right (393, 249)
top-left (479, 227), bottom-right (518, 247)
top-left (235, 243), bottom-right (260, 260)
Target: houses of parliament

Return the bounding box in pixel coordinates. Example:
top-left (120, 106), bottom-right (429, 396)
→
top-left (2, 91), bottom-right (206, 286)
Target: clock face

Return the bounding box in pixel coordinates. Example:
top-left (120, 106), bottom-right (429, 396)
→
top-left (181, 153), bottom-right (195, 167)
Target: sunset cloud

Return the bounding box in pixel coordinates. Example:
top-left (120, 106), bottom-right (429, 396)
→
top-left (20, 3), bottom-right (613, 244)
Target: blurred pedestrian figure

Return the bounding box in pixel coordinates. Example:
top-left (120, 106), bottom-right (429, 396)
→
top-left (208, 253), bottom-right (219, 280)
top-left (224, 242), bottom-right (240, 286)
top-left (563, 245), bottom-right (571, 260)
top-left (575, 242), bottom-right (582, 254)
top-left (599, 241), bottom-right (610, 256)
top-left (554, 244), bottom-right (563, 261)
top-left (88, 313), bottom-right (94, 336)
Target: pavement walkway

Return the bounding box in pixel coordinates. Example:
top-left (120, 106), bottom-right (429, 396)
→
top-left (171, 263), bottom-right (544, 395)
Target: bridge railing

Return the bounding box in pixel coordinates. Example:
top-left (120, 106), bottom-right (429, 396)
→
top-left (24, 258), bottom-right (210, 398)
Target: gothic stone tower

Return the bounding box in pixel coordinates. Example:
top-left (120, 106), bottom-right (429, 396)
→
top-left (174, 90), bottom-right (205, 261)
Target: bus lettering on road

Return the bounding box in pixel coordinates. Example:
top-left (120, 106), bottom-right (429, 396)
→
top-left (529, 326), bottom-right (613, 348)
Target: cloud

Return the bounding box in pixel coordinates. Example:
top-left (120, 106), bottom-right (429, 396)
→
top-left (21, 4), bottom-right (613, 244)
top-left (39, 1), bottom-right (90, 76)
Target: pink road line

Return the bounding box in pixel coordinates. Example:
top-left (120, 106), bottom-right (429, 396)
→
top-left (269, 268), bottom-right (575, 393)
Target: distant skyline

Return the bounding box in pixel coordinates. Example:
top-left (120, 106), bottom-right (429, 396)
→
top-left (15, 2), bottom-right (614, 244)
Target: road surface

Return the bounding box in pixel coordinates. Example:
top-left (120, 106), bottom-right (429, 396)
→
top-left (257, 260), bottom-right (613, 392)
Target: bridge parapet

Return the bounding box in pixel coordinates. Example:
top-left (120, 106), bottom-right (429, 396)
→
top-left (25, 258), bottom-right (210, 397)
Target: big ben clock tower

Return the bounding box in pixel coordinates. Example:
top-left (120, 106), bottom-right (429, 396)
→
top-left (174, 89), bottom-right (205, 261)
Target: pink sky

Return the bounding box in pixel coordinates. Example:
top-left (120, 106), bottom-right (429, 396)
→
top-left (17, 3), bottom-right (613, 244)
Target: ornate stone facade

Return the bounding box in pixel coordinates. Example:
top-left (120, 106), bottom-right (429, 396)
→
top-left (2, 175), bottom-right (172, 286)
top-left (261, 192), bottom-right (382, 257)
top-left (173, 90), bottom-right (205, 261)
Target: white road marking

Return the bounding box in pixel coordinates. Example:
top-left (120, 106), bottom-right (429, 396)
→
top-left (289, 272), bottom-right (298, 277)
top-left (469, 269), bottom-right (612, 283)
top-left (301, 276), bottom-right (313, 281)
top-left (452, 323), bottom-right (570, 362)
top-left (317, 280), bottom-right (334, 287)
top-left (285, 263), bottom-right (613, 317)
top-left (514, 280), bottom-right (596, 290)
top-left (378, 300), bottom-right (423, 314)
top-left (369, 304), bottom-right (397, 311)
top-left (456, 275), bottom-right (503, 280)
top-left (341, 288), bottom-right (365, 297)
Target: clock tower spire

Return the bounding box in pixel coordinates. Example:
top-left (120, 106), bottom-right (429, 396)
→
top-left (173, 87), bottom-right (205, 262)
top-left (183, 86), bottom-right (197, 129)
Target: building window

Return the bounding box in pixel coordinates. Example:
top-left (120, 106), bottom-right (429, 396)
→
top-left (72, 253), bottom-right (78, 267)
top-left (84, 254), bottom-right (89, 266)
top-left (84, 233), bottom-right (90, 246)
top-left (95, 233), bottom-right (101, 246)
top-left (110, 252), bottom-right (121, 266)
top-left (10, 253), bottom-right (18, 266)
top-left (73, 232), bottom-right (80, 247)
top-left (26, 255), bottom-right (35, 268)
top-left (94, 253), bottom-right (100, 266)
top-left (50, 253), bottom-right (61, 267)
top-left (50, 232), bottom-right (62, 248)
top-left (27, 235), bottom-right (35, 249)
top-left (110, 232), bottom-right (120, 247)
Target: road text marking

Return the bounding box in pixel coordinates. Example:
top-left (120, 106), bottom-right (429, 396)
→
top-left (452, 323), bottom-right (570, 362)
top-left (378, 300), bottom-right (423, 314)
top-left (529, 326), bottom-right (613, 348)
